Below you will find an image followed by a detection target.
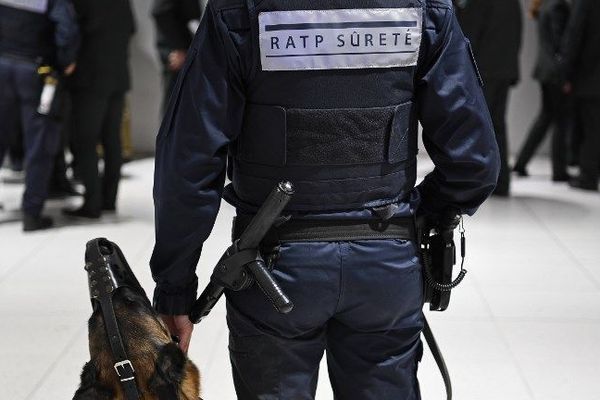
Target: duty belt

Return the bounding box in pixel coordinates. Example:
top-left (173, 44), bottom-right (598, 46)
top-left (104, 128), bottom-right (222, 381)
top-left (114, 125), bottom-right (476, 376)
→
top-left (231, 214), bottom-right (453, 400)
top-left (232, 215), bottom-right (416, 244)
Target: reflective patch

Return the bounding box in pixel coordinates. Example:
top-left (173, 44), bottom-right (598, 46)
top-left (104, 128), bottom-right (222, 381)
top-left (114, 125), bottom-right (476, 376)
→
top-left (259, 8), bottom-right (422, 71)
top-left (0, 0), bottom-right (48, 13)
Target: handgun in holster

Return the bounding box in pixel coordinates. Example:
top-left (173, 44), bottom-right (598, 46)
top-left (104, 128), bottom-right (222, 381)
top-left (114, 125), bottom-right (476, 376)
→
top-left (418, 213), bottom-right (467, 312)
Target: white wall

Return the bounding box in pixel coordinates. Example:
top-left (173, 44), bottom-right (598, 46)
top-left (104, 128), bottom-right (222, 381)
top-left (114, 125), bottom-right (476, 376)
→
top-left (127, 0), bottom-right (542, 155)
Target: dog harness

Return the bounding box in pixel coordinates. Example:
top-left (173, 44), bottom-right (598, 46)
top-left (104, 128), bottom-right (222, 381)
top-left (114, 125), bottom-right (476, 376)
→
top-left (85, 238), bottom-right (182, 400)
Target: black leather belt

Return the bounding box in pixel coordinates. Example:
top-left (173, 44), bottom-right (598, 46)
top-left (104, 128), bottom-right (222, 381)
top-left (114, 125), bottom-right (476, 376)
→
top-left (233, 215), bottom-right (416, 244)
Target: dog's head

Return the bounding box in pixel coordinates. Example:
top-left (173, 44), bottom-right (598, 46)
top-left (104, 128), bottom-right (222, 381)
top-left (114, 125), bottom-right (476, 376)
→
top-left (74, 238), bottom-right (200, 400)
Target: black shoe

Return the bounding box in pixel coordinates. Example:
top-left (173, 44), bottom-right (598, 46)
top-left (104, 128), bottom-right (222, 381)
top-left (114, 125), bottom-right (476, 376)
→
top-left (62, 206), bottom-right (101, 219)
top-left (568, 177), bottom-right (598, 191)
top-left (512, 166), bottom-right (529, 177)
top-left (23, 214), bottom-right (54, 232)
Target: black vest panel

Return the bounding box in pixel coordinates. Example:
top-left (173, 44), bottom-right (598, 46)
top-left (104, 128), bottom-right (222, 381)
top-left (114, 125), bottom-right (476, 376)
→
top-left (226, 0), bottom-right (424, 211)
top-left (0, 3), bottom-right (55, 62)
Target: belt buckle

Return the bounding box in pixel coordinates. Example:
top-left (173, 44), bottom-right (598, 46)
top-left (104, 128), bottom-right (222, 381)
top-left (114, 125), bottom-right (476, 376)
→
top-left (114, 360), bottom-right (135, 381)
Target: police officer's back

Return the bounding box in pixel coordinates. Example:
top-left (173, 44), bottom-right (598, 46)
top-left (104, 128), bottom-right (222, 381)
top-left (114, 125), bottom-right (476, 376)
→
top-left (0, 0), bottom-right (79, 231)
top-left (151, 0), bottom-right (500, 397)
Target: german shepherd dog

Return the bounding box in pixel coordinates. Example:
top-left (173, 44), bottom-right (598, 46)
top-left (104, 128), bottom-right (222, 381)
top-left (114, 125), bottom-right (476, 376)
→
top-left (73, 239), bottom-right (201, 399)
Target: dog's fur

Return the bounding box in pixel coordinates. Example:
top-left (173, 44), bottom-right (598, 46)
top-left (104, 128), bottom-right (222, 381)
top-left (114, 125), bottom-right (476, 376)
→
top-left (73, 286), bottom-right (201, 400)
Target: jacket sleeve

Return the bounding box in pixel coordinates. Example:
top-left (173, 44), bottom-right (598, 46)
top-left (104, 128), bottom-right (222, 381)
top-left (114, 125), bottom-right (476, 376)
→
top-left (415, 3), bottom-right (500, 217)
top-left (48, 0), bottom-right (80, 68)
top-left (150, 2), bottom-right (245, 315)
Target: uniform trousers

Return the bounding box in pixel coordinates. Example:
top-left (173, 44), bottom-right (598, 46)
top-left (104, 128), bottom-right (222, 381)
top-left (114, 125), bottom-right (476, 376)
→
top-left (226, 238), bottom-right (424, 400)
top-left (70, 90), bottom-right (125, 212)
top-left (483, 79), bottom-right (512, 195)
top-left (0, 56), bottom-right (61, 216)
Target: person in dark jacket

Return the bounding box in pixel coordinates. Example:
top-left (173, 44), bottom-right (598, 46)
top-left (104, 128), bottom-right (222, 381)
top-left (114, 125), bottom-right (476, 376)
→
top-left (151, 0), bottom-right (500, 397)
top-left (63, 0), bottom-right (136, 218)
top-left (151, 0), bottom-right (202, 115)
top-left (560, 0), bottom-right (600, 191)
top-left (456, 0), bottom-right (523, 196)
top-left (0, 0), bottom-right (79, 231)
top-left (513, 0), bottom-right (570, 180)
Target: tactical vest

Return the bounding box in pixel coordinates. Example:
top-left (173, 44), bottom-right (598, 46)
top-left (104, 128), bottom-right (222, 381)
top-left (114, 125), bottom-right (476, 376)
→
top-left (0, 0), bottom-right (55, 63)
top-left (225, 0), bottom-right (424, 211)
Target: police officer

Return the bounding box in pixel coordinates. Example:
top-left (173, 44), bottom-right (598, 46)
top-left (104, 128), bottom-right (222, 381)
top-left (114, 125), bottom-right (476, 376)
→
top-left (151, 0), bottom-right (500, 398)
top-left (0, 0), bottom-right (79, 231)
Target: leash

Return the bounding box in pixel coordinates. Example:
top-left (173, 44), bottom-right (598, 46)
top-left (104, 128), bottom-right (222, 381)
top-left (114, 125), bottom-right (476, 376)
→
top-left (423, 317), bottom-right (452, 400)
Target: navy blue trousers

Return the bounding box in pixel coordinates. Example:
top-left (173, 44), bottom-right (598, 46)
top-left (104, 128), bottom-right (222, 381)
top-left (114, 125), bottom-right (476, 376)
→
top-left (0, 56), bottom-right (60, 216)
top-left (226, 239), bottom-right (424, 400)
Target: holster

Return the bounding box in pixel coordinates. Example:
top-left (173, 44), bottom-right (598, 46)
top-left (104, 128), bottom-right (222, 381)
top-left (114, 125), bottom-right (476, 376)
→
top-left (417, 216), bottom-right (460, 312)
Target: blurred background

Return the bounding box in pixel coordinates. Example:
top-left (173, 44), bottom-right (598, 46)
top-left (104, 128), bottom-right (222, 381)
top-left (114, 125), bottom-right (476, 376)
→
top-left (1, 0), bottom-right (599, 399)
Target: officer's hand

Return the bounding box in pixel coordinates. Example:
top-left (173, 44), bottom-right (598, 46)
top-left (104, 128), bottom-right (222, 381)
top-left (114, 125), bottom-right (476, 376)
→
top-left (64, 63), bottom-right (76, 76)
top-left (168, 50), bottom-right (187, 71)
top-left (160, 314), bottom-right (194, 354)
top-left (563, 82), bottom-right (572, 94)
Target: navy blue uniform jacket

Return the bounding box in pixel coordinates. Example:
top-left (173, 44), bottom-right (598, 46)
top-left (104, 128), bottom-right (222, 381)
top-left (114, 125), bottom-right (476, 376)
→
top-left (151, 0), bottom-right (500, 315)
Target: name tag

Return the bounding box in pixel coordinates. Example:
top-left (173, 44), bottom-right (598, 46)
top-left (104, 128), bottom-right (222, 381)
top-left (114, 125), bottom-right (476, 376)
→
top-left (0, 0), bottom-right (48, 14)
top-left (259, 8), bottom-right (422, 71)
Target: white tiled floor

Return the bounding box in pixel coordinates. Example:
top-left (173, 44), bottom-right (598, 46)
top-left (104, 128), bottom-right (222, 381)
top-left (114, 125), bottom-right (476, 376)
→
top-left (0, 157), bottom-right (599, 400)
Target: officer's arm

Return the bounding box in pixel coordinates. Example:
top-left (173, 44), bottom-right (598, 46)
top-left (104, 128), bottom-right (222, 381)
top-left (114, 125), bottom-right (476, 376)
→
top-left (152, 0), bottom-right (195, 52)
top-left (48, 0), bottom-right (80, 68)
top-left (150, 2), bottom-right (245, 315)
top-left (415, 4), bottom-right (500, 217)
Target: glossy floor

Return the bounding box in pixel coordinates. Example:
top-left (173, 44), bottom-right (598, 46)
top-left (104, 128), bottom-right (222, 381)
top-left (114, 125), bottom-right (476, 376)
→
top-left (0, 157), bottom-right (598, 400)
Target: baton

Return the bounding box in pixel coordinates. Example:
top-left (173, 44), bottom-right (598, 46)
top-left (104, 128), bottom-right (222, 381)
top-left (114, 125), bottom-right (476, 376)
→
top-left (189, 182), bottom-right (295, 324)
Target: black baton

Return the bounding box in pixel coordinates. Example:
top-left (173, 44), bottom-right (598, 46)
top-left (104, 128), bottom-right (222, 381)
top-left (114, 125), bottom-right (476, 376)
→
top-left (189, 182), bottom-right (295, 324)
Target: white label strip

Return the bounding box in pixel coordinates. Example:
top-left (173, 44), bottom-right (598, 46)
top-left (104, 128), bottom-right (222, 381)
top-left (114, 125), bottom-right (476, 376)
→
top-left (0, 0), bottom-right (48, 14)
top-left (259, 8), bottom-right (422, 71)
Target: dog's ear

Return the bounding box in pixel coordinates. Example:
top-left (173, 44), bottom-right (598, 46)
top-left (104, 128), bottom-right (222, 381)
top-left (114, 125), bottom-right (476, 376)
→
top-left (149, 342), bottom-right (187, 394)
top-left (73, 362), bottom-right (113, 400)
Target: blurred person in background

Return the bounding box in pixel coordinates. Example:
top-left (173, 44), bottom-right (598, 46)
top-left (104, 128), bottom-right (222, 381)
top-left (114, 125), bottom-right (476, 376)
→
top-left (63, 0), bottom-right (136, 218)
top-left (151, 0), bottom-right (202, 115)
top-left (0, 0), bottom-right (79, 231)
top-left (456, 0), bottom-right (523, 196)
top-left (560, 0), bottom-right (600, 192)
top-left (513, 0), bottom-right (571, 181)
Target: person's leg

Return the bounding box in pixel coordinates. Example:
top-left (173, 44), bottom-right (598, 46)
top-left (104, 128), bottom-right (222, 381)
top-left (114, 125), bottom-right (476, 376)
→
top-left (69, 91), bottom-right (109, 215)
top-left (0, 58), bottom-right (18, 170)
top-left (15, 61), bottom-right (61, 218)
top-left (573, 98), bottom-right (600, 189)
top-left (514, 83), bottom-right (554, 174)
top-left (484, 80), bottom-right (511, 195)
top-left (99, 92), bottom-right (125, 210)
top-left (550, 87), bottom-right (569, 180)
top-left (226, 241), bottom-right (343, 399)
top-left (326, 239), bottom-right (424, 400)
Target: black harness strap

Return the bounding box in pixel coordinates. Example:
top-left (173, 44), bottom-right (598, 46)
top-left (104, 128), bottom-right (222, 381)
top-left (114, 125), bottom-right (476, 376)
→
top-left (87, 252), bottom-right (142, 400)
top-left (98, 294), bottom-right (141, 400)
